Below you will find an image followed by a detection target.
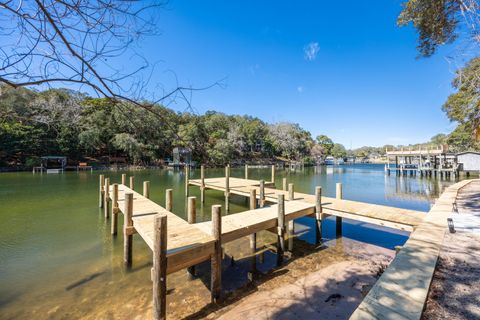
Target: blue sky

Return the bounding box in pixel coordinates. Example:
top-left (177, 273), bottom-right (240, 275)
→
top-left (139, 0), bottom-right (459, 148)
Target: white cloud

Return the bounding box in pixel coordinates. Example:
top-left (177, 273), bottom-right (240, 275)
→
top-left (304, 42), bottom-right (320, 61)
top-left (297, 86), bottom-right (304, 93)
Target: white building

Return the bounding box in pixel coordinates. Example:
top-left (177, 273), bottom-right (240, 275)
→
top-left (457, 152), bottom-right (480, 171)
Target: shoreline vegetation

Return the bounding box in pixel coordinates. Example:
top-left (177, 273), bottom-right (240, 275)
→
top-left (0, 85), bottom-right (461, 171)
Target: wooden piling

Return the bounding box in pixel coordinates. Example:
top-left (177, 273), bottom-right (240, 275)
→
top-left (271, 165), bottom-right (275, 184)
top-left (245, 164), bottom-right (249, 180)
top-left (315, 186), bottom-right (322, 244)
top-left (276, 194), bottom-right (286, 266)
top-left (288, 183), bottom-right (294, 200)
top-left (143, 181), bottom-right (150, 199)
top-left (185, 165), bottom-right (190, 197)
top-left (129, 176), bottom-right (134, 190)
top-left (121, 173), bottom-right (126, 185)
top-left (287, 183), bottom-right (294, 251)
top-left (225, 165), bottom-right (230, 212)
top-left (336, 183), bottom-right (343, 237)
top-left (111, 184), bottom-right (119, 236)
top-left (259, 179), bottom-right (265, 208)
top-left (282, 178), bottom-right (287, 191)
top-left (124, 193), bottom-right (134, 267)
top-left (211, 205), bottom-right (222, 302)
top-left (187, 196), bottom-right (197, 278)
top-left (104, 177), bottom-right (110, 219)
top-left (165, 189), bottom-right (173, 212)
top-left (152, 214), bottom-right (167, 320)
top-left (99, 174), bottom-right (105, 208)
top-left (249, 189), bottom-right (257, 279)
top-left (201, 165), bottom-right (205, 203)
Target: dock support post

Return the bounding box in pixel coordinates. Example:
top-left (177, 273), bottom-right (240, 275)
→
top-left (287, 183), bottom-right (295, 251)
top-left (165, 189), bottom-right (173, 212)
top-left (282, 178), bottom-right (287, 191)
top-left (185, 165), bottom-right (189, 197)
top-left (245, 164), bottom-right (248, 180)
top-left (336, 183), bottom-right (343, 237)
top-left (104, 177), bottom-right (110, 219)
top-left (276, 194), bottom-right (286, 266)
top-left (248, 189), bottom-right (257, 280)
top-left (111, 184), bottom-right (119, 236)
top-left (187, 196), bottom-right (197, 279)
top-left (152, 214), bottom-right (167, 320)
top-left (225, 165), bottom-right (230, 212)
top-left (259, 180), bottom-right (265, 208)
top-left (99, 174), bottom-right (105, 208)
top-left (129, 176), bottom-right (134, 190)
top-left (143, 181), bottom-right (150, 199)
top-left (271, 165), bottom-right (275, 185)
top-left (124, 193), bottom-right (134, 267)
top-left (211, 205), bottom-right (222, 303)
top-left (315, 186), bottom-right (323, 244)
top-left (121, 173), bottom-right (126, 185)
top-left (201, 165), bottom-right (205, 203)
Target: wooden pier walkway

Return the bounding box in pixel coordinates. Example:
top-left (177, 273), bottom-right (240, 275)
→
top-left (97, 165), bottom-right (430, 319)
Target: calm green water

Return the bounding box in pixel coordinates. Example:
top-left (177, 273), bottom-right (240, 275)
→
top-left (0, 165), bottom-right (459, 319)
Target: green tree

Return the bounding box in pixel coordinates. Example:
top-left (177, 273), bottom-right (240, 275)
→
top-left (398, 0), bottom-right (478, 57)
top-left (316, 134), bottom-right (334, 155)
top-left (331, 143), bottom-right (347, 158)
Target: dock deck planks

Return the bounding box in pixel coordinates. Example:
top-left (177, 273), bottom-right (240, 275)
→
top-left (190, 177), bottom-right (426, 231)
top-left (111, 185), bottom-right (215, 274)
top-left (194, 201), bottom-right (315, 243)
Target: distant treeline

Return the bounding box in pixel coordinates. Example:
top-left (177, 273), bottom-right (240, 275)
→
top-left (0, 85), bottom-right (474, 168)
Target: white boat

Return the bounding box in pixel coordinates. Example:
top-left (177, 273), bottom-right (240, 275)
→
top-left (324, 156), bottom-right (335, 165)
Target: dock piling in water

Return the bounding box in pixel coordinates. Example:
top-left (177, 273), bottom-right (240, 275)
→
top-left (187, 196), bottom-right (197, 279)
top-left (225, 165), bottom-right (230, 212)
top-left (315, 186), bottom-right (322, 244)
top-left (287, 183), bottom-right (295, 251)
top-left (165, 189), bottom-right (173, 212)
top-left (124, 193), bottom-right (134, 267)
top-left (152, 214), bottom-right (167, 320)
top-left (336, 183), bottom-right (343, 237)
top-left (111, 184), bottom-right (119, 235)
top-left (104, 177), bottom-right (110, 219)
top-left (143, 181), bottom-right (150, 199)
top-left (99, 174), bottom-right (105, 208)
top-left (259, 179), bottom-right (265, 208)
top-left (121, 173), bottom-right (126, 185)
top-left (185, 166), bottom-right (189, 197)
top-left (245, 164), bottom-right (248, 180)
top-left (200, 165), bottom-right (205, 203)
top-left (129, 176), bottom-right (134, 190)
top-left (211, 205), bottom-right (222, 303)
top-left (248, 189), bottom-right (257, 279)
top-left (282, 178), bottom-right (287, 191)
top-left (271, 165), bottom-right (275, 185)
top-left (276, 194), bottom-right (286, 266)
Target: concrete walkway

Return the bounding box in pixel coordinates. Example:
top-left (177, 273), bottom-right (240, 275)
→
top-left (423, 180), bottom-right (480, 320)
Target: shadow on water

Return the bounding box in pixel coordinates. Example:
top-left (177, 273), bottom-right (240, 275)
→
top-left (65, 272), bottom-right (105, 291)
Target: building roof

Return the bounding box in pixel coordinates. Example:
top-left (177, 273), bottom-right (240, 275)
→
top-left (457, 151), bottom-right (480, 156)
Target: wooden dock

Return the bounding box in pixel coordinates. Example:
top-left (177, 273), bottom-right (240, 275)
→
top-left (97, 165), bottom-right (430, 319)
